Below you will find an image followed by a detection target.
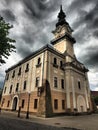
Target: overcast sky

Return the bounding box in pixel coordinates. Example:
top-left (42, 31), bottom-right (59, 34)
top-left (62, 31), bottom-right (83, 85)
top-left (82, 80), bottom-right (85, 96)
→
top-left (0, 0), bottom-right (98, 91)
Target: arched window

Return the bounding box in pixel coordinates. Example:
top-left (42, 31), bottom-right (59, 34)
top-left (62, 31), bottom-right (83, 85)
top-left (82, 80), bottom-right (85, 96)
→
top-left (78, 81), bottom-right (81, 89)
top-left (26, 63), bottom-right (29, 70)
top-left (9, 85), bottom-right (13, 94)
top-left (61, 79), bottom-right (64, 89)
top-left (54, 58), bottom-right (57, 65)
top-left (25, 63), bottom-right (29, 72)
top-left (37, 57), bottom-right (41, 65)
top-left (16, 83), bottom-right (19, 92)
top-left (23, 80), bottom-right (27, 90)
top-left (12, 70), bottom-right (15, 78)
top-left (60, 61), bottom-right (63, 67)
top-left (18, 67), bottom-right (21, 76)
top-left (53, 57), bottom-right (58, 68)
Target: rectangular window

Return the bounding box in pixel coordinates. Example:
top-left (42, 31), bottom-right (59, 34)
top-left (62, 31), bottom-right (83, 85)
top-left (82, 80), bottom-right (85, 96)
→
top-left (54, 99), bottom-right (58, 109)
top-left (7, 100), bottom-right (10, 107)
top-left (38, 58), bottom-right (41, 65)
top-left (21, 99), bottom-right (25, 108)
top-left (18, 67), bottom-right (21, 76)
top-left (54, 58), bottom-right (57, 64)
top-left (25, 63), bottom-right (29, 72)
top-left (1, 98), bottom-right (5, 107)
top-left (54, 77), bottom-right (57, 88)
top-left (12, 70), bottom-right (15, 78)
top-left (16, 83), bottom-right (19, 92)
top-left (78, 81), bottom-right (81, 89)
top-left (53, 58), bottom-right (58, 68)
top-left (23, 81), bottom-right (27, 90)
top-left (34, 99), bottom-right (38, 109)
top-left (9, 85), bottom-right (12, 94)
top-left (36, 77), bottom-right (39, 87)
top-left (36, 58), bottom-right (41, 67)
top-left (6, 74), bottom-right (9, 80)
top-left (62, 100), bottom-right (65, 109)
top-left (61, 79), bottom-right (64, 89)
top-left (60, 61), bottom-right (63, 67)
top-left (60, 61), bottom-right (64, 70)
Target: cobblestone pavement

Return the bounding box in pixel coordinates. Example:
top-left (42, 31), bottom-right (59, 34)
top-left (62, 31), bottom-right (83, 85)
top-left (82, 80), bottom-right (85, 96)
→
top-left (0, 116), bottom-right (78, 130)
top-left (1, 111), bottom-right (98, 130)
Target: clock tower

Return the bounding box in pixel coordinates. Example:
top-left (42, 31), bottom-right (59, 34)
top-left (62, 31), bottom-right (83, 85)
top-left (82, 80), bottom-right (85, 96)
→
top-left (51, 5), bottom-right (76, 59)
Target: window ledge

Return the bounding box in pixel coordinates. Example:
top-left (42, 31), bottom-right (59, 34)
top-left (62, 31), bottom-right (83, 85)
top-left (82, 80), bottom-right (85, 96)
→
top-left (36, 63), bottom-right (41, 68)
top-left (18, 73), bottom-right (21, 76)
top-left (60, 66), bottom-right (64, 71)
top-left (25, 69), bottom-right (29, 73)
top-left (53, 64), bottom-right (58, 68)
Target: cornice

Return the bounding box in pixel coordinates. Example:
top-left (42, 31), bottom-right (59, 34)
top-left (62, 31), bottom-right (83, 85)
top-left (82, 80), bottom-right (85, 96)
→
top-left (5, 44), bottom-right (65, 73)
top-left (51, 33), bottom-right (76, 45)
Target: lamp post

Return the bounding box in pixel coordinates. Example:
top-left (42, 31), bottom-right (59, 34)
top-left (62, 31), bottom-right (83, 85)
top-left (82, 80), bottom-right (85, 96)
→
top-left (26, 91), bottom-right (30, 119)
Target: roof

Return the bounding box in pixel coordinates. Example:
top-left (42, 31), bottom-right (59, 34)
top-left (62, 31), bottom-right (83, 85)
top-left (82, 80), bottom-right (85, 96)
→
top-left (91, 91), bottom-right (98, 97)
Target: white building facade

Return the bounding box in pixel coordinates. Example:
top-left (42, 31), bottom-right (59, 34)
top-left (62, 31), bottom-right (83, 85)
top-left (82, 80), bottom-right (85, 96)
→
top-left (1, 6), bottom-right (92, 117)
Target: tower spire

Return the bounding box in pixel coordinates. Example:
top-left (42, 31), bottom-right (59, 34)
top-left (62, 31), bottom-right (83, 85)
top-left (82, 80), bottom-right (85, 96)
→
top-left (60, 5), bottom-right (63, 12)
top-left (56, 5), bottom-right (67, 27)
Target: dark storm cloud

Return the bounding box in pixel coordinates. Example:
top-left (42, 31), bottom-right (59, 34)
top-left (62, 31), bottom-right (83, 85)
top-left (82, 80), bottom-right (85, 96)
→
top-left (71, 0), bottom-right (98, 40)
top-left (93, 30), bottom-right (98, 38)
top-left (79, 46), bottom-right (98, 68)
top-left (1, 9), bottom-right (16, 22)
top-left (67, 0), bottom-right (95, 13)
top-left (85, 3), bottom-right (98, 31)
top-left (22, 0), bottom-right (61, 20)
top-left (72, 9), bottom-right (87, 29)
top-left (73, 27), bottom-right (90, 44)
top-left (84, 52), bottom-right (98, 67)
top-left (11, 0), bottom-right (61, 58)
top-left (16, 42), bottom-right (33, 58)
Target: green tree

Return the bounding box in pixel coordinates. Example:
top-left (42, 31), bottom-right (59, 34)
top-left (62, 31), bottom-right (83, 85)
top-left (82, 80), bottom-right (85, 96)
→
top-left (94, 96), bottom-right (98, 105)
top-left (0, 16), bottom-right (16, 65)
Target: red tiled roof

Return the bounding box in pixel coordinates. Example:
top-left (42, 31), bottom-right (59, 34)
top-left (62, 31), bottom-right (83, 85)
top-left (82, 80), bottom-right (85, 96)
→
top-left (91, 91), bottom-right (98, 97)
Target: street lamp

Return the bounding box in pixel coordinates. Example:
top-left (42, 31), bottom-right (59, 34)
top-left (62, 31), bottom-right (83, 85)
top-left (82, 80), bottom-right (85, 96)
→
top-left (26, 91), bottom-right (30, 119)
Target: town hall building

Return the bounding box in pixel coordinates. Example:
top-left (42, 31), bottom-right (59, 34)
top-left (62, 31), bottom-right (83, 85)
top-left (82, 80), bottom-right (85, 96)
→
top-left (1, 6), bottom-right (92, 117)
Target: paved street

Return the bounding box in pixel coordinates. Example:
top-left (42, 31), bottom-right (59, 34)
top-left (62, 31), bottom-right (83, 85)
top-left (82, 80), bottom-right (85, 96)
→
top-left (0, 111), bottom-right (98, 130)
top-left (0, 116), bottom-right (75, 130)
top-left (0, 111), bottom-right (78, 130)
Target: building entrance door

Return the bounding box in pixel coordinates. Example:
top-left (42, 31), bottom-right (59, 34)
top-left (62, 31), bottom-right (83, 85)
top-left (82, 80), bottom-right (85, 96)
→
top-left (12, 97), bottom-right (18, 111)
top-left (77, 95), bottom-right (86, 112)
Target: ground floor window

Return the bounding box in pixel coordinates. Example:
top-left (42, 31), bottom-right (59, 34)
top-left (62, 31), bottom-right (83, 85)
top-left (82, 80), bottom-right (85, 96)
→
top-left (34, 99), bottom-right (38, 109)
top-left (61, 79), bottom-right (64, 89)
top-left (54, 99), bottom-right (58, 109)
top-left (62, 100), bottom-right (65, 109)
top-left (21, 99), bottom-right (25, 108)
top-left (1, 98), bottom-right (5, 107)
top-left (7, 100), bottom-right (10, 107)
